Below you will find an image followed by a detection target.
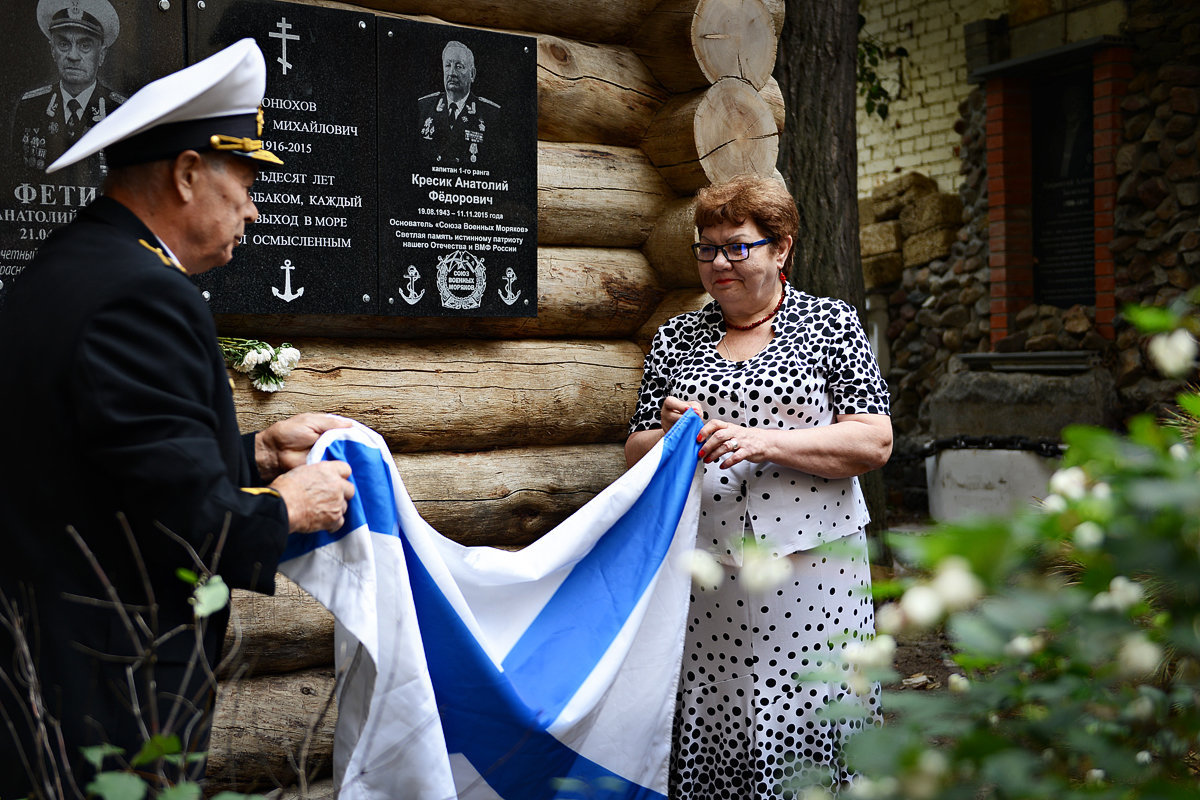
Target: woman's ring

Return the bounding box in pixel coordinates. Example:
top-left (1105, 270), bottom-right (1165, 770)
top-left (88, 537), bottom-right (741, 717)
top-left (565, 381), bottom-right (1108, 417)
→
top-left (728, 438), bottom-right (740, 452)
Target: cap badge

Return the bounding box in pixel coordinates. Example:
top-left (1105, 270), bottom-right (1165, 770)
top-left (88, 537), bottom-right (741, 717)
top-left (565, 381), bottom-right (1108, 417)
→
top-left (211, 133), bottom-right (262, 153)
top-left (210, 132), bottom-right (284, 165)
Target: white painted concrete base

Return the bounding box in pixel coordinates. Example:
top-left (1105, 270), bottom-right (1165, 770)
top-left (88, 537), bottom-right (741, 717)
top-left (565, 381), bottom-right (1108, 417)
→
top-left (925, 449), bottom-right (1061, 522)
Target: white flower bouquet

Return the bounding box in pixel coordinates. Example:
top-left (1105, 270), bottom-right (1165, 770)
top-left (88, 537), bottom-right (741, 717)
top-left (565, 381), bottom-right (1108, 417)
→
top-left (217, 336), bottom-right (302, 392)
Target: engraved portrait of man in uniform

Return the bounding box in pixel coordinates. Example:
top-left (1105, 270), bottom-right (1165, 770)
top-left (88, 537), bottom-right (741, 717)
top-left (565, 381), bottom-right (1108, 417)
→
top-left (8, 0), bottom-right (126, 185)
top-left (416, 40), bottom-right (500, 168)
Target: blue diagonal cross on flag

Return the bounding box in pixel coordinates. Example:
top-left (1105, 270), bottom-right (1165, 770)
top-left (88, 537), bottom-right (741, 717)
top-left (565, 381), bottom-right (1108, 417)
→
top-left (280, 412), bottom-right (703, 799)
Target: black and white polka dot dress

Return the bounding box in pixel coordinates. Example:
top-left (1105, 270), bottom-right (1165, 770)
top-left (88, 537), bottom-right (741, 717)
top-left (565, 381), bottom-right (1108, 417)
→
top-left (628, 284), bottom-right (890, 797)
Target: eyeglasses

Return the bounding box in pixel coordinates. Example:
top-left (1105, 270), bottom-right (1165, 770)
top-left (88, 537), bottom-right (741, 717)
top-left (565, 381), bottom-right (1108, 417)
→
top-left (691, 238), bottom-right (774, 262)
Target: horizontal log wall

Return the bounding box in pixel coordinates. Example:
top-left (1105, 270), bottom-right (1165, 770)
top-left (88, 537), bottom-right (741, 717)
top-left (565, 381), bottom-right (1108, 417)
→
top-left (209, 666), bottom-right (337, 792)
top-left (537, 36), bottom-right (669, 146)
top-left (266, 779), bottom-right (337, 800)
top-left (222, 578), bottom-right (334, 678)
top-left (537, 142), bottom-right (674, 247)
top-left (230, 339), bottom-right (644, 452)
top-left (395, 443), bottom-right (628, 545)
top-left (214, 0), bottom-right (780, 791)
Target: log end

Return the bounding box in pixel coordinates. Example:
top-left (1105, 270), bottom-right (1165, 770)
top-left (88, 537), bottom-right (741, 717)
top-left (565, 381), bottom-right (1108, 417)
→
top-left (694, 0), bottom-right (779, 91)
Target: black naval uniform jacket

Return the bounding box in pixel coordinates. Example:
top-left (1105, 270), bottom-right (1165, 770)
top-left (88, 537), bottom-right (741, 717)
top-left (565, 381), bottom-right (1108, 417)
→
top-left (9, 81), bottom-right (125, 184)
top-left (0, 197), bottom-right (289, 788)
top-left (417, 90), bottom-right (501, 167)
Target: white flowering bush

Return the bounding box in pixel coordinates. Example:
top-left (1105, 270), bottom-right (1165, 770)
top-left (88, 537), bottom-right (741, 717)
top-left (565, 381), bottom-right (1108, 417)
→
top-left (1147, 328), bottom-right (1197, 379)
top-left (783, 301), bottom-right (1200, 799)
top-left (217, 336), bottom-right (302, 392)
top-left (814, 406), bottom-right (1200, 800)
top-left (1128, 291), bottom-right (1200, 382)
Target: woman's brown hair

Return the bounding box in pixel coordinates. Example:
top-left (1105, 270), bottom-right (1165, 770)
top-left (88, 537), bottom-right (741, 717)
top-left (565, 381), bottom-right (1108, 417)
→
top-left (694, 174), bottom-right (800, 271)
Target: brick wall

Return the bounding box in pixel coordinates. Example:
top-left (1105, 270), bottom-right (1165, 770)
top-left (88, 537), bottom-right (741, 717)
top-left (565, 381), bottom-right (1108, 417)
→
top-left (985, 75), bottom-right (1033, 343)
top-left (856, 0), bottom-right (1005, 196)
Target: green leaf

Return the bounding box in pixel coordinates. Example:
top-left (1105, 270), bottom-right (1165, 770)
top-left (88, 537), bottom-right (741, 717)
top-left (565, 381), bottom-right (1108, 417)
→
top-left (978, 749), bottom-right (1055, 796)
top-left (1123, 303), bottom-right (1181, 334)
top-left (158, 784), bottom-right (203, 800)
top-left (871, 578), bottom-right (906, 600)
top-left (596, 776), bottom-right (633, 791)
top-left (191, 574), bottom-right (230, 618)
top-left (86, 772), bottom-right (147, 800)
top-left (1176, 392), bottom-right (1200, 421)
top-left (844, 723), bottom-right (922, 774)
top-left (162, 751), bottom-right (208, 767)
top-left (80, 743), bottom-right (124, 771)
top-left (954, 728), bottom-right (1015, 761)
top-left (548, 778), bottom-right (591, 798)
top-left (175, 567), bottom-right (198, 586)
top-left (953, 652), bottom-right (1001, 671)
top-left (130, 733), bottom-right (181, 767)
top-left (949, 610), bottom-right (1009, 658)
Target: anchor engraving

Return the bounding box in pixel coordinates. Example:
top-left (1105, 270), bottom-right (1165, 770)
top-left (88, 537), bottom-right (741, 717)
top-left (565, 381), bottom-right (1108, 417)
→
top-left (269, 17), bottom-right (300, 75)
top-left (399, 265), bottom-right (425, 305)
top-left (498, 267), bottom-right (521, 305)
top-left (271, 259), bottom-right (305, 302)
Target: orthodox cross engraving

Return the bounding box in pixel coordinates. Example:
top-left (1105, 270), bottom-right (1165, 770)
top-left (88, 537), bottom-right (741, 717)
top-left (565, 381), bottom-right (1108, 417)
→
top-left (269, 17), bottom-right (299, 75)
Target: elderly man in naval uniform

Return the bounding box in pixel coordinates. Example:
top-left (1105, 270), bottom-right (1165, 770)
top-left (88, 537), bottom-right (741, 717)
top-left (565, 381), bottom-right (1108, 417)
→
top-left (0, 39), bottom-right (355, 794)
top-left (9, 0), bottom-right (127, 186)
top-left (417, 39), bottom-right (501, 167)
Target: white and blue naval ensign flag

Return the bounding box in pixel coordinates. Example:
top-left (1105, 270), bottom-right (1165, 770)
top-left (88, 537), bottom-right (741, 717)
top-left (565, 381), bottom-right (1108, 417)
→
top-left (278, 412), bottom-right (703, 800)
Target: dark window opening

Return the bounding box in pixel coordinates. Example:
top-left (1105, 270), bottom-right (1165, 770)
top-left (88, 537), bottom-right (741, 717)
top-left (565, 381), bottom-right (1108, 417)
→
top-left (1031, 64), bottom-right (1095, 308)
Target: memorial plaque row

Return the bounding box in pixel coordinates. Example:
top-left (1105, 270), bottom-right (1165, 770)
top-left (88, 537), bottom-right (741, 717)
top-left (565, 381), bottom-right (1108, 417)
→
top-left (0, 0), bottom-right (537, 317)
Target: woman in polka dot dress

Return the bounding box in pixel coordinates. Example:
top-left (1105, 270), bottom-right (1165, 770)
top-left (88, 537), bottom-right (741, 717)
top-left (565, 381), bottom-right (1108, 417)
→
top-left (625, 175), bottom-right (893, 798)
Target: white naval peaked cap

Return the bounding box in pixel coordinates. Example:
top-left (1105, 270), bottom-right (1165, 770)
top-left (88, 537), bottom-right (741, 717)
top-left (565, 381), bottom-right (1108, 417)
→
top-left (38, 0), bottom-right (120, 49)
top-left (47, 38), bottom-right (282, 174)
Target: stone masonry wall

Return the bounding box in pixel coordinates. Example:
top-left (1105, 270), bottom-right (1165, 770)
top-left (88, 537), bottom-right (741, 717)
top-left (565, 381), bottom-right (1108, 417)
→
top-left (866, 94), bottom-right (989, 441)
top-left (1110, 0), bottom-right (1200, 416)
top-left (867, 2), bottom-right (1200, 433)
top-left (865, 0), bottom-right (1200, 513)
top-left (859, 0), bottom-right (1195, 513)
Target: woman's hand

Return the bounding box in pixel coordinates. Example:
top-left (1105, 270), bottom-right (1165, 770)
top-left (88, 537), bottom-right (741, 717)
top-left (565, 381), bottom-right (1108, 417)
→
top-left (626, 396), bottom-right (704, 469)
top-left (661, 396), bottom-right (703, 433)
top-left (698, 413), bottom-right (893, 477)
top-left (696, 419), bottom-right (767, 469)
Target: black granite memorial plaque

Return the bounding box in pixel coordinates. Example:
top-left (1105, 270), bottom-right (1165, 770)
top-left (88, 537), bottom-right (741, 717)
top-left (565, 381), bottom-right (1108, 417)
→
top-left (378, 19), bottom-right (538, 317)
top-left (1032, 66), bottom-right (1095, 308)
top-left (189, 0), bottom-right (378, 315)
top-left (0, 0), bottom-right (182, 307)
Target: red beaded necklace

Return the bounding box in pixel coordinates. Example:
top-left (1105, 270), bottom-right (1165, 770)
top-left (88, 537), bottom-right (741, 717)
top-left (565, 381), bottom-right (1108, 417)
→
top-left (724, 273), bottom-right (787, 331)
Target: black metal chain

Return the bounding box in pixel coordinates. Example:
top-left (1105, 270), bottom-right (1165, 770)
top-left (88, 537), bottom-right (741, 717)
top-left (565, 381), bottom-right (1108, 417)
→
top-left (890, 435), bottom-right (1065, 464)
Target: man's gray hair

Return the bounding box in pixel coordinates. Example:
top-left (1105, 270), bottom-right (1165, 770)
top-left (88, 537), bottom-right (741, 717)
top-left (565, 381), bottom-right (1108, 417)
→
top-left (442, 40), bottom-right (475, 69)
